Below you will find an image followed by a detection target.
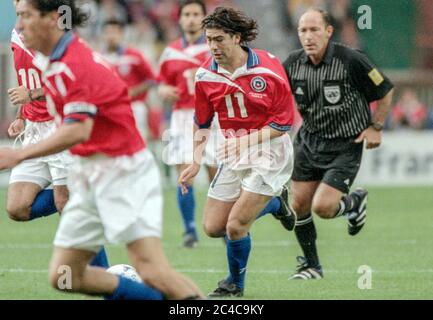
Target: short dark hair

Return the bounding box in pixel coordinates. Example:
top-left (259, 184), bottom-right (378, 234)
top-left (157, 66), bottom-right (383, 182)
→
top-left (26, 0), bottom-right (89, 29)
top-left (103, 19), bottom-right (125, 29)
top-left (179, 0), bottom-right (207, 17)
top-left (304, 7), bottom-right (333, 27)
top-left (202, 7), bottom-right (258, 44)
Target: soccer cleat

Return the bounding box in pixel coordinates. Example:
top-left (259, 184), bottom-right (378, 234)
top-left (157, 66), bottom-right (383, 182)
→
top-left (289, 256), bottom-right (323, 280)
top-left (347, 188), bottom-right (368, 236)
top-left (208, 279), bottom-right (243, 298)
top-left (182, 232), bottom-right (198, 248)
top-left (272, 185), bottom-right (297, 231)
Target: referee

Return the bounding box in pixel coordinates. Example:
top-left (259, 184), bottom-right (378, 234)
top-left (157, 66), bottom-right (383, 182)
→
top-left (283, 8), bottom-right (394, 280)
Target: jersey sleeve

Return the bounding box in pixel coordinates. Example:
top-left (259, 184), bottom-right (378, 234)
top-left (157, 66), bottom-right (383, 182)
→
top-left (61, 73), bottom-right (98, 123)
top-left (266, 75), bottom-right (294, 132)
top-left (157, 48), bottom-right (174, 85)
top-left (193, 81), bottom-right (214, 129)
top-left (137, 53), bottom-right (157, 85)
top-left (348, 50), bottom-right (394, 103)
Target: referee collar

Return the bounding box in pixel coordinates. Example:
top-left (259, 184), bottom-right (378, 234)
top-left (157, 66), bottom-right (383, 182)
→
top-left (301, 41), bottom-right (334, 66)
top-left (210, 46), bottom-right (259, 71)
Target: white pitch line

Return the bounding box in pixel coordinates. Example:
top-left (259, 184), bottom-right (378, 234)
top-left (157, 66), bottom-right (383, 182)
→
top-left (1, 268), bottom-right (433, 275)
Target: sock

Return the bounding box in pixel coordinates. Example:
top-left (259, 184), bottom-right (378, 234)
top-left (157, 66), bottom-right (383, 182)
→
top-left (335, 194), bottom-right (355, 218)
top-left (294, 214), bottom-right (320, 268)
top-left (29, 189), bottom-right (57, 220)
top-left (89, 248), bottom-right (110, 269)
top-left (256, 197), bottom-right (280, 220)
top-left (105, 275), bottom-right (164, 300)
top-left (176, 186), bottom-right (197, 237)
top-left (226, 234), bottom-right (251, 289)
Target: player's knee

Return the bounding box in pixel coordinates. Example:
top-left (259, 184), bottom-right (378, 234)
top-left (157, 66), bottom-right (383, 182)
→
top-left (291, 199), bottom-right (311, 218)
top-left (311, 201), bottom-right (336, 219)
top-left (203, 221), bottom-right (225, 238)
top-left (226, 219), bottom-right (248, 240)
top-left (54, 189), bottom-right (69, 213)
top-left (6, 203), bottom-right (31, 221)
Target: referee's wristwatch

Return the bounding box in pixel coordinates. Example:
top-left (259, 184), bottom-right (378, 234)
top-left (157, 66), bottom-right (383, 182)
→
top-left (371, 122), bottom-right (384, 131)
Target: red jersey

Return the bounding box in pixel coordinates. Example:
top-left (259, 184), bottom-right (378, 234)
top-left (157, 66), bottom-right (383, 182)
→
top-left (35, 32), bottom-right (144, 157)
top-left (11, 29), bottom-right (53, 122)
top-left (158, 36), bottom-right (210, 110)
top-left (104, 47), bottom-right (156, 102)
top-left (194, 48), bottom-right (295, 137)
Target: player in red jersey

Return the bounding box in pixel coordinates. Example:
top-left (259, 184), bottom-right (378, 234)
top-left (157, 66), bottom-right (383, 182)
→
top-left (179, 7), bottom-right (297, 297)
top-left (0, 0), bottom-right (203, 300)
top-left (158, 0), bottom-right (222, 248)
top-left (102, 19), bottom-right (156, 139)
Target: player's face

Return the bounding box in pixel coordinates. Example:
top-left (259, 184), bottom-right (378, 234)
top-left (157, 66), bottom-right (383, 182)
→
top-left (103, 25), bottom-right (123, 50)
top-left (206, 28), bottom-right (240, 66)
top-left (179, 3), bottom-right (205, 35)
top-left (298, 11), bottom-right (333, 59)
top-left (16, 0), bottom-right (54, 52)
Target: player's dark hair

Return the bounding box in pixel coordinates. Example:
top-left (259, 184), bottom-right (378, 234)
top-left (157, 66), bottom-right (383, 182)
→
top-left (305, 7), bottom-right (333, 27)
top-left (27, 0), bottom-right (89, 29)
top-left (179, 0), bottom-right (207, 17)
top-left (103, 19), bottom-right (125, 30)
top-left (202, 7), bottom-right (258, 44)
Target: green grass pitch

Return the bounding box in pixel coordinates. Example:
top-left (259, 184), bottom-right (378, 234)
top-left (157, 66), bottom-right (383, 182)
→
top-left (0, 186), bottom-right (432, 300)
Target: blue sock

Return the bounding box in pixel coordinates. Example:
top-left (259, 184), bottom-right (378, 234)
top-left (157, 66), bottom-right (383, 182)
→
top-left (89, 248), bottom-right (110, 269)
top-left (176, 186), bottom-right (197, 237)
top-left (105, 276), bottom-right (164, 300)
top-left (256, 197), bottom-right (281, 220)
top-left (226, 234), bottom-right (251, 289)
top-left (29, 189), bottom-right (58, 220)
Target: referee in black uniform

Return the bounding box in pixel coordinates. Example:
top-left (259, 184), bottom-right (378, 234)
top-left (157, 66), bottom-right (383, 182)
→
top-left (283, 8), bottom-right (394, 280)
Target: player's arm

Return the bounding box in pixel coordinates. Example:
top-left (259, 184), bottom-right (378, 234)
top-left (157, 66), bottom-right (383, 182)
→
top-left (8, 86), bottom-right (46, 105)
top-left (129, 54), bottom-right (157, 99)
top-left (129, 81), bottom-right (155, 99)
top-left (0, 119), bottom-right (93, 170)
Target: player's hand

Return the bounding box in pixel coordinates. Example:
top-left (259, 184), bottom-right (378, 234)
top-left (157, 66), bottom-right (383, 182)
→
top-left (355, 126), bottom-right (381, 149)
top-left (0, 148), bottom-right (22, 170)
top-left (8, 86), bottom-right (31, 105)
top-left (178, 163), bottom-right (200, 195)
top-left (8, 119), bottom-right (25, 138)
top-left (158, 85), bottom-right (179, 104)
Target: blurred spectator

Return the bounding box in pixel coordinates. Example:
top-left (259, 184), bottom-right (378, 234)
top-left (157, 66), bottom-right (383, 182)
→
top-left (95, 0), bottom-right (128, 35)
top-left (389, 88), bottom-right (429, 130)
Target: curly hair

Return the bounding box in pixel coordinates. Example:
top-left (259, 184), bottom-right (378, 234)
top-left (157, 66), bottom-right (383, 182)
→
top-left (202, 7), bottom-right (258, 44)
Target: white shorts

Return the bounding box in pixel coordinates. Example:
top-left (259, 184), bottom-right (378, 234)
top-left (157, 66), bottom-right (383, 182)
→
top-left (131, 101), bottom-right (148, 140)
top-left (163, 109), bottom-right (220, 167)
top-left (208, 134), bottom-right (294, 201)
top-left (53, 149), bottom-right (163, 252)
top-left (9, 120), bottom-right (75, 188)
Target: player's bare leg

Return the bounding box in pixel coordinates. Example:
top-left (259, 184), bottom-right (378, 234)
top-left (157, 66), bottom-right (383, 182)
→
top-left (209, 190), bottom-right (271, 297)
top-left (127, 237), bottom-right (204, 299)
top-left (176, 164), bottom-right (199, 247)
top-left (6, 182), bottom-right (42, 221)
top-left (203, 197), bottom-right (235, 238)
top-left (53, 185), bottom-right (69, 213)
top-left (205, 165), bottom-right (218, 183)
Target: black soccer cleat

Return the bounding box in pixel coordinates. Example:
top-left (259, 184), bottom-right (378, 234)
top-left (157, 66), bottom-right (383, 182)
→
top-left (182, 232), bottom-right (198, 248)
top-left (288, 256), bottom-right (323, 280)
top-left (208, 279), bottom-right (243, 298)
top-left (272, 185), bottom-right (297, 231)
top-left (347, 188), bottom-right (368, 236)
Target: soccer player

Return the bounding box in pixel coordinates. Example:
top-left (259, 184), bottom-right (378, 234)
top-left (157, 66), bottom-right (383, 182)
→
top-left (157, 0), bottom-right (215, 248)
top-left (101, 19), bottom-right (156, 139)
top-left (0, 0), bottom-right (203, 300)
top-left (9, 0), bottom-right (108, 268)
top-left (179, 7), bottom-right (296, 297)
top-left (283, 8), bottom-right (394, 279)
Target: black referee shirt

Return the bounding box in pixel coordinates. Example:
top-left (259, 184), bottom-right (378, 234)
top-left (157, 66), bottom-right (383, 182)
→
top-left (283, 42), bottom-right (394, 139)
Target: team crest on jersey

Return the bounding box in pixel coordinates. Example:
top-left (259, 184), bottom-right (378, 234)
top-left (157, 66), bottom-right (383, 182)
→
top-left (250, 76), bottom-right (267, 93)
top-left (324, 85), bottom-right (341, 104)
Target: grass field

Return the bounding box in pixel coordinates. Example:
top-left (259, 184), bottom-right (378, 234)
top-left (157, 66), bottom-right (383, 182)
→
top-left (0, 186), bottom-right (432, 300)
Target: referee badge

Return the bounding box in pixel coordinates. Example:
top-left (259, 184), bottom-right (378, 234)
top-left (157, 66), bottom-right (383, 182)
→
top-left (324, 85), bottom-right (341, 105)
top-left (250, 76), bottom-right (267, 92)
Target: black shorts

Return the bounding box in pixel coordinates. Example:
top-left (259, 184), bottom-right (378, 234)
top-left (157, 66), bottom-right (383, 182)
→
top-left (291, 127), bottom-right (363, 194)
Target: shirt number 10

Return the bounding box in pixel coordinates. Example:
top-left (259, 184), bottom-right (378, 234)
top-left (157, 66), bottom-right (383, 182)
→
top-left (225, 93), bottom-right (248, 118)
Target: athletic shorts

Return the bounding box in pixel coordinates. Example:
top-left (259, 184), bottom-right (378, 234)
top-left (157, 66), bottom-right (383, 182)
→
top-left (291, 127), bottom-right (363, 194)
top-left (53, 149), bottom-right (163, 252)
top-left (9, 120), bottom-right (75, 187)
top-left (208, 134), bottom-right (294, 201)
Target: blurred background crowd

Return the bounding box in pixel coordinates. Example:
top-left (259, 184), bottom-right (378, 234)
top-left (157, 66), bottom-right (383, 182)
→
top-left (1, 0), bottom-right (433, 136)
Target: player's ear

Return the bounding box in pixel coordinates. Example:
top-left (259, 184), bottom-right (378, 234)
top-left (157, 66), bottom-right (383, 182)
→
top-left (326, 25), bottom-right (334, 39)
top-left (234, 33), bottom-right (241, 46)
